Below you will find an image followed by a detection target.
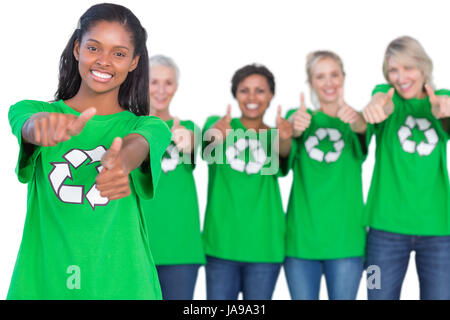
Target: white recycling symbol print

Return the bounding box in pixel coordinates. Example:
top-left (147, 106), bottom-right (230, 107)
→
top-left (161, 143), bottom-right (180, 173)
top-left (304, 128), bottom-right (345, 163)
top-left (48, 146), bottom-right (109, 210)
top-left (397, 115), bottom-right (438, 156)
top-left (225, 138), bottom-right (267, 174)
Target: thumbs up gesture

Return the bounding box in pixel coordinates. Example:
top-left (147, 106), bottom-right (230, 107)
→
top-left (211, 104), bottom-right (232, 142)
top-left (362, 88), bottom-right (395, 124)
top-left (171, 117), bottom-right (193, 154)
top-left (290, 93), bottom-right (312, 137)
top-left (337, 88), bottom-right (360, 124)
top-left (96, 137), bottom-right (131, 200)
top-left (276, 105), bottom-right (293, 140)
top-left (426, 84), bottom-right (450, 119)
top-left (23, 107), bottom-right (96, 146)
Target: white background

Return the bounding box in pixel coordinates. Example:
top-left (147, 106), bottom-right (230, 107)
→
top-left (0, 0), bottom-right (449, 300)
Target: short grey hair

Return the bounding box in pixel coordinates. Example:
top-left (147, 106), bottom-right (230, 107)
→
top-left (149, 54), bottom-right (180, 84)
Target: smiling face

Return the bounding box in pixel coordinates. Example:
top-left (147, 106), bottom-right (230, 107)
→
top-left (149, 65), bottom-right (177, 112)
top-left (310, 57), bottom-right (344, 105)
top-left (235, 74), bottom-right (273, 120)
top-left (73, 20), bottom-right (139, 96)
top-left (387, 57), bottom-right (426, 99)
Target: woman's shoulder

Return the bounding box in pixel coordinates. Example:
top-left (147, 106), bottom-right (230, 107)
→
top-left (203, 115), bottom-right (222, 130)
top-left (371, 83), bottom-right (392, 96)
top-left (9, 99), bottom-right (61, 116)
top-left (436, 88), bottom-right (450, 96)
top-left (178, 119), bottom-right (198, 131)
top-left (11, 99), bottom-right (54, 108)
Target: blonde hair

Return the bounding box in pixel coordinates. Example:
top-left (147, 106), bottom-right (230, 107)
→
top-left (383, 36), bottom-right (433, 88)
top-left (305, 50), bottom-right (345, 109)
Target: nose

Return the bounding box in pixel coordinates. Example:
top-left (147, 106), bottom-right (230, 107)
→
top-left (95, 53), bottom-right (111, 67)
top-left (248, 90), bottom-right (257, 102)
top-left (156, 84), bottom-right (165, 94)
top-left (397, 70), bottom-right (406, 83)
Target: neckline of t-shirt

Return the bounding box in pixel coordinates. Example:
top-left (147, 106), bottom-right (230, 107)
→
top-left (314, 109), bottom-right (341, 121)
top-left (57, 100), bottom-right (131, 121)
top-left (231, 118), bottom-right (271, 133)
top-left (400, 96), bottom-right (430, 105)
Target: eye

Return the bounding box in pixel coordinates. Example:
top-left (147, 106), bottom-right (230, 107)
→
top-left (256, 88), bottom-right (266, 94)
top-left (114, 52), bottom-right (126, 58)
top-left (239, 88), bottom-right (249, 94)
top-left (87, 46), bottom-right (97, 52)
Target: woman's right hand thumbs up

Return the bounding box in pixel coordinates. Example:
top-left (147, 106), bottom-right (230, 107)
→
top-left (23, 107), bottom-right (97, 146)
top-left (362, 88), bottom-right (394, 124)
top-left (212, 104), bottom-right (232, 142)
top-left (291, 92), bottom-right (311, 137)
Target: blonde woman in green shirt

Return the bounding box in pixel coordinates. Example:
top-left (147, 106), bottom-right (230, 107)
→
top-left (362, 36), bottom-right (450, 300)
top-left (283, 51), bottom-right (367, 300)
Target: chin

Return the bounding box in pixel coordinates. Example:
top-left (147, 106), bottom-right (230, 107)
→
top-left (242, 113), bottom-right (262, 120)
top-left (396, 88), bottom-right (422, 100)
top-left (85, 79), bottom-right (118, 95)
top-left (89, 86), bottom-right (117, 95)
top-left (154, 105), bottom-right (169, 112)
top-left (319, 97), bottom-right (338, 105)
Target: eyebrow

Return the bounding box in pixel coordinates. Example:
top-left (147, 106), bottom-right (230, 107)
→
top-left (85, 39), bottom-right (130, 51)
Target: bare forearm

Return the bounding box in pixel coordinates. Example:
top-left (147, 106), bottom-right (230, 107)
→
top-left (278, 138), bottom-right (292, 158)
top-left (182, 131), bottom-right (195, 154)
top-left (350, 115), bottom-right (367, 134)
top-left (120, 133), bottom-right (150, 173)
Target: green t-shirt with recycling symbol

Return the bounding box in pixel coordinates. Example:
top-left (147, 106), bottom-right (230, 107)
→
top-left (365, 84), bottom-right (450, 235)
top-left (284, 109), bottom-right (367, 259)
top-left (7, 100), bottom-right (171, 300)
top-left (201, 116), bottom-right (285, 263)
top-left (141, 119), bottom-right (205, 265)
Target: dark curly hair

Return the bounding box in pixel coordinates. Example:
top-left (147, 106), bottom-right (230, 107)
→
top-left (231, 64), bottom-right (275, 98)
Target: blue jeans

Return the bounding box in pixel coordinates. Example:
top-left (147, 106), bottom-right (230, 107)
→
top-left (284, 256), bottom-right (364, 300)
top-left (156, 264), bottom-right (200, 300)
top-left (366, 228), bottom-right (450, 300)
top-left (205, 256), bottom-right (281, 300)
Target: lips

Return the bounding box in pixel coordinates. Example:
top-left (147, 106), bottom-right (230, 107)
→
top-left (398, 82), bottom-right (413, 92)
top-left (246, 103), bottom-right (259, 110)
top-left (323, 89), bottom-right (337, 95)
top-left (151, 96), bottom-right (169, 105)
top-left (90, 70), bottom-right (113, 82)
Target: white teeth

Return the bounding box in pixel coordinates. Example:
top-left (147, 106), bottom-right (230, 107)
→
top-left (92, 70), bottom-right (112, 79)
top-left (325, 90), bottom-right (335, 94)
top-left (246, 103), bottom-right (258, 110)
top-left (400, 83), bottom-right (412, 90)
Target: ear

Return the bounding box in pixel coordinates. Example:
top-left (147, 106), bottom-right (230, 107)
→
top-left (73, 40), bottom-right (80, 62)
top-left (129, 55), bottom-right (140, 72)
